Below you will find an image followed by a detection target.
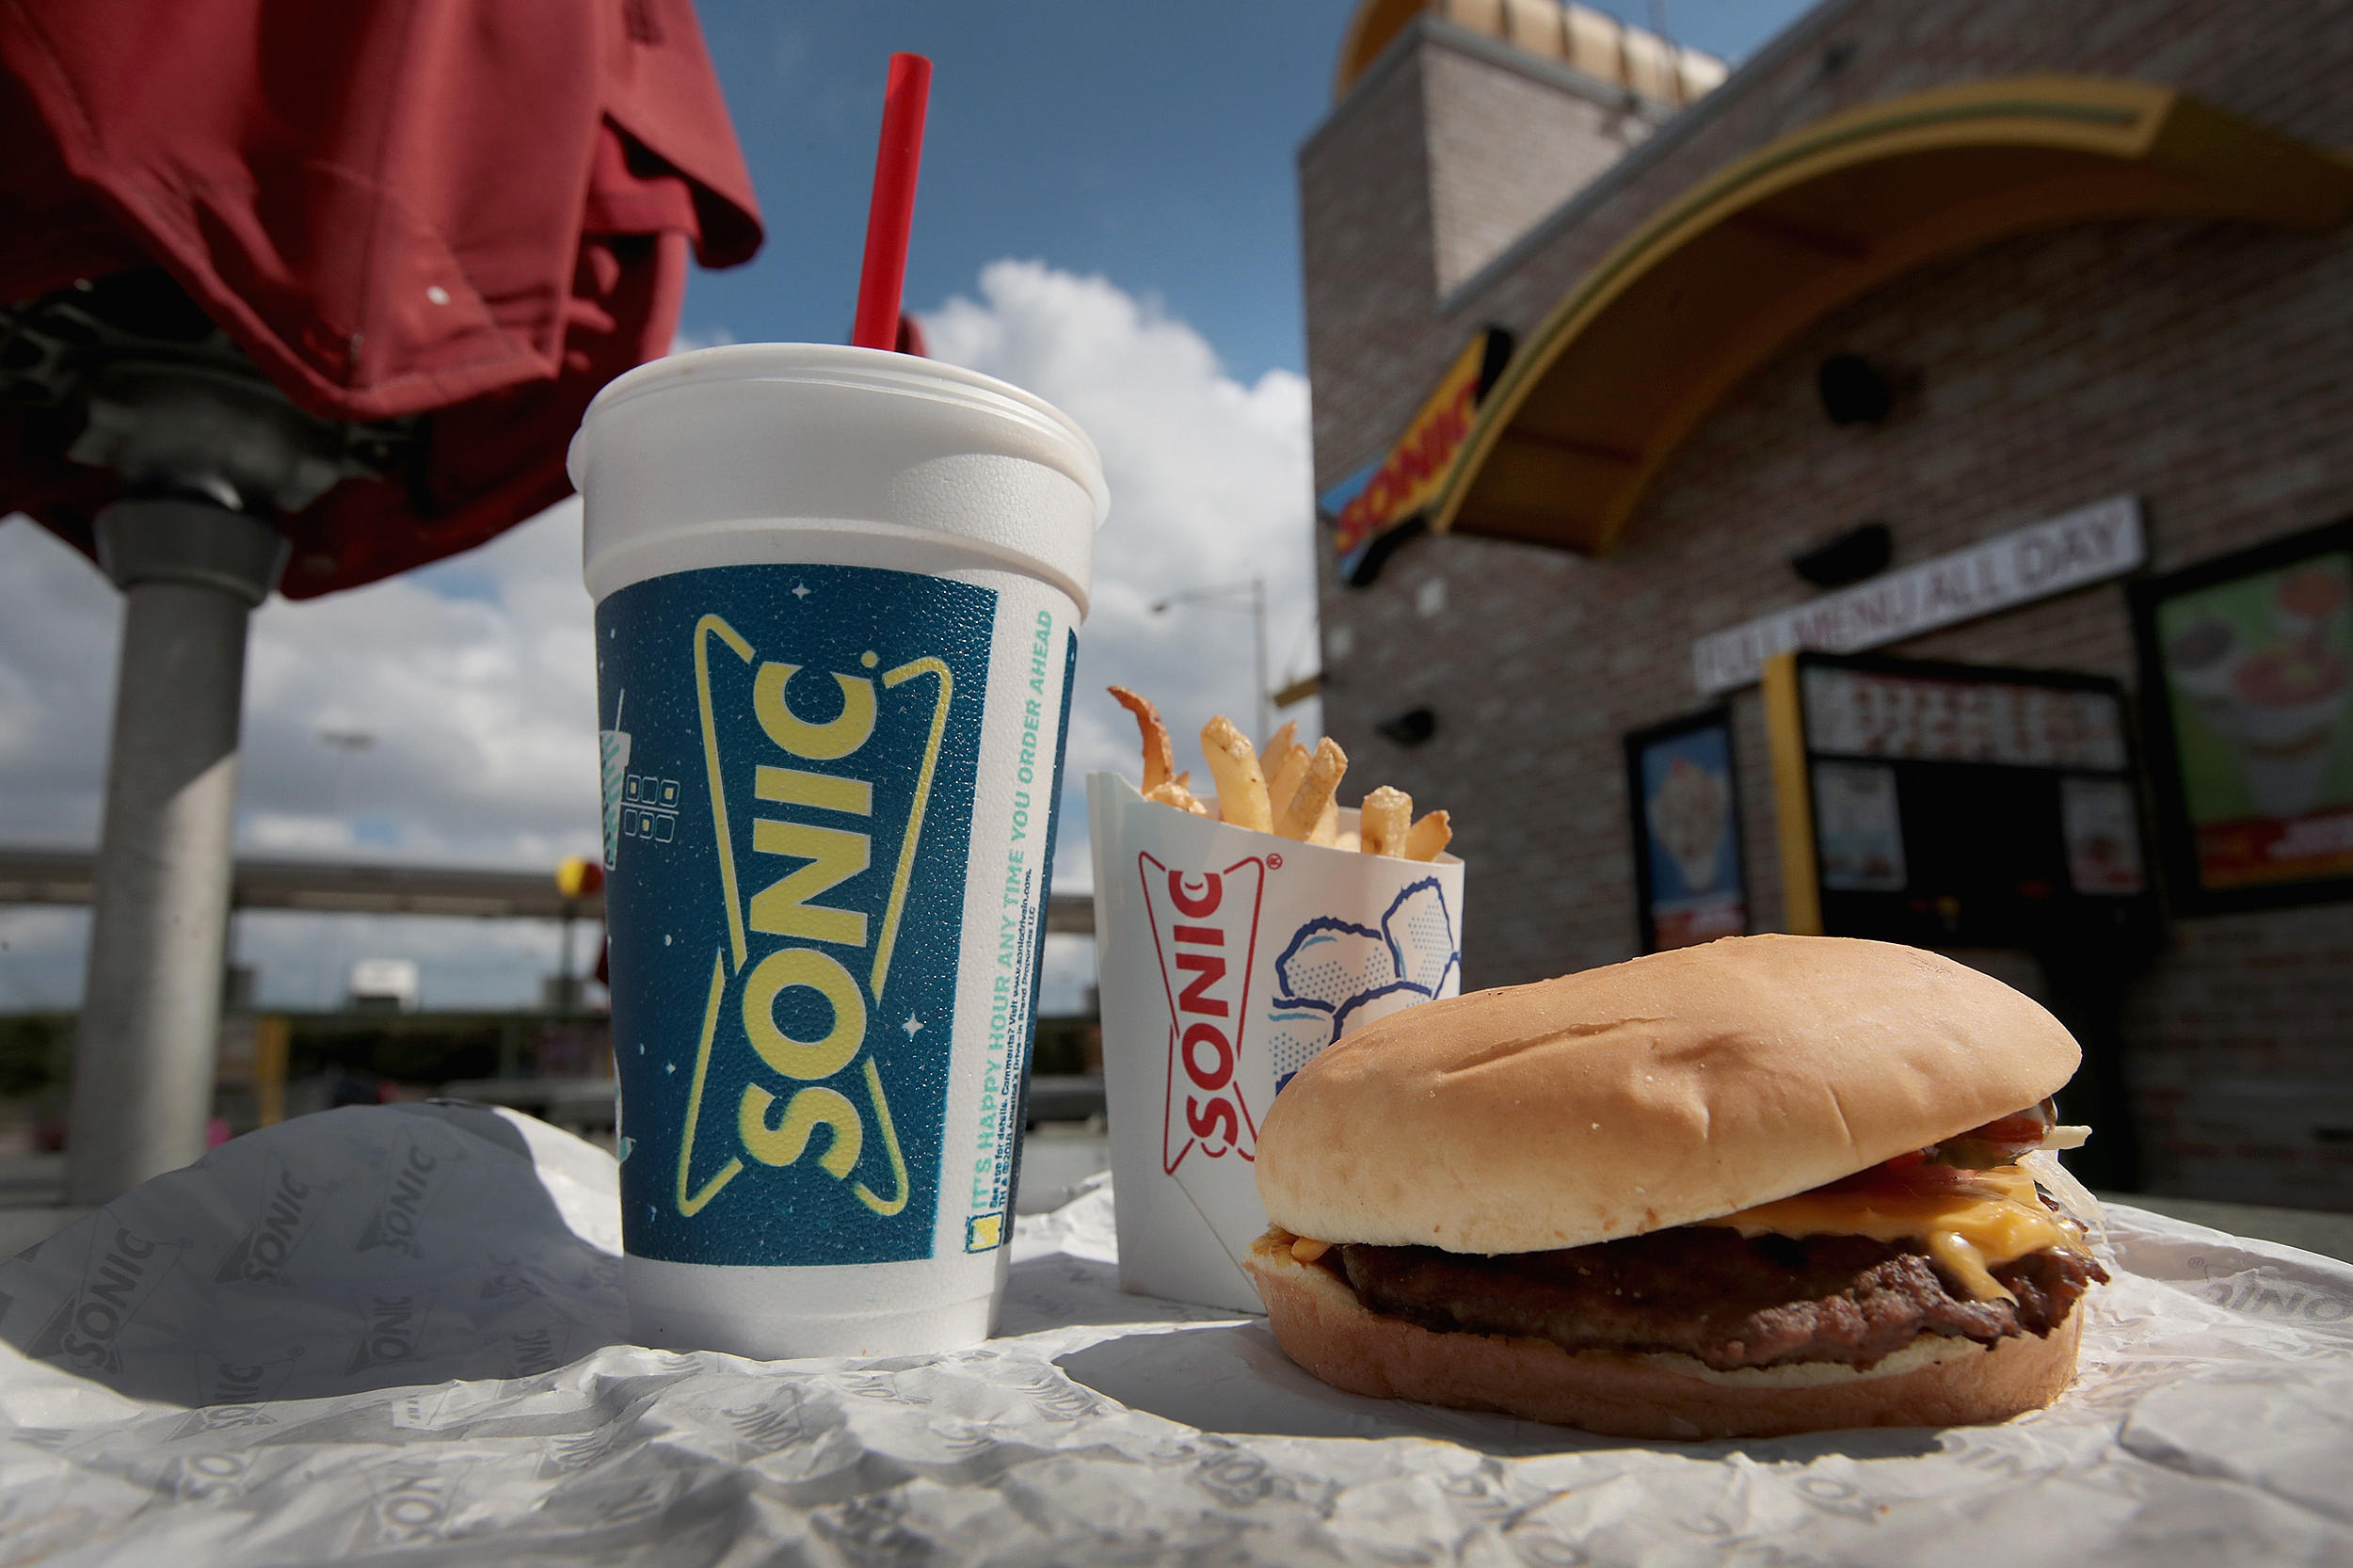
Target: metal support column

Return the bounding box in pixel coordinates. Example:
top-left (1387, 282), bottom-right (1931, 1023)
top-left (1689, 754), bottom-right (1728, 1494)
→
top-left (67, 498), bottom-right (286, 1205)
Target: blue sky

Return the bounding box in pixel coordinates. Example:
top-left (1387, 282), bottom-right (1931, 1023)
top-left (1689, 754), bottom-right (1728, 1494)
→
top-left (681, 1), bottom-right (1812, 380)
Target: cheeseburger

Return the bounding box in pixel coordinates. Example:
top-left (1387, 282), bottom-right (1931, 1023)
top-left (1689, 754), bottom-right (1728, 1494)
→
top-left (1246, 936), bottom-right (2107, 1440)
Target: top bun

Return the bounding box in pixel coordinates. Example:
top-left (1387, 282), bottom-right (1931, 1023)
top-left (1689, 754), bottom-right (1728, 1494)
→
top-left (1255, 935), bottom-right (2081, 1256)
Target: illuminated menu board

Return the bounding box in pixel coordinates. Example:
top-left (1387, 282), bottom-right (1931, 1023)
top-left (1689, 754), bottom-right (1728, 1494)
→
top-left (1770, 651), bottom-right (2160, 952)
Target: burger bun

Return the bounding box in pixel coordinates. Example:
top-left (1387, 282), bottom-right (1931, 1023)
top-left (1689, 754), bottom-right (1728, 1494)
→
top-left (1256, 936), bottom-right (2083, 1256)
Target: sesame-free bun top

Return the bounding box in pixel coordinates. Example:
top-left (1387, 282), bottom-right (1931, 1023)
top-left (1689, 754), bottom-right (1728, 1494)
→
top-left (1255, 936), bottom-right (2081, 1256)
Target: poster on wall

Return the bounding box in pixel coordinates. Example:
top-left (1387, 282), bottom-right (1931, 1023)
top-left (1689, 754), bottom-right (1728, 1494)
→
top-left (2130, 516), bottom-right (2353, 912)
top-left (1624, 708), bottom-right (1749, 952)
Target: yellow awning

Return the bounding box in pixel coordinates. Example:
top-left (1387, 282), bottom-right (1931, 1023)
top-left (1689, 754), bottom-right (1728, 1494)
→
top-left (1433, 76), bottom-right (2353, 555)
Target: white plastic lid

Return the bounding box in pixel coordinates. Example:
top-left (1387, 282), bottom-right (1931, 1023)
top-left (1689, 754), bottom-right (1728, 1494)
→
top-left (569, 344), bottom-right (1108, 611)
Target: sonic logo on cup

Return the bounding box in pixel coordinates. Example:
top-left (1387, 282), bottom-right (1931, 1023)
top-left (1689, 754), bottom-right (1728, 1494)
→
top-left (668, 612), bottom-right (958, 1231)
top-left (600, 564), bottom-right (1004, 1271)
top-left (1138, 853), bottom-right (1268, 1174)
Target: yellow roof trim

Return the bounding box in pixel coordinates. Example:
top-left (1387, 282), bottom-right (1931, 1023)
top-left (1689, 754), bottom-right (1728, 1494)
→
top-left (1335, 0), bottom-right (1433, 102)
top-left (1431, 75), bottom-right (2353, 555)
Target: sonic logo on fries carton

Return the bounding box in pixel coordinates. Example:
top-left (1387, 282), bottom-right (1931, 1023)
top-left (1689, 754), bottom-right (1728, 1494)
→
top-left (1138, 855), bottom-right (1269, 1173)
top-left (1089, 687), bottom-right (1465, 1309)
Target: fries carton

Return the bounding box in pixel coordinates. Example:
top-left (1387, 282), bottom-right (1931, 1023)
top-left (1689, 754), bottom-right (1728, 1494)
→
top-left (1086, 772), bottom-right (1465, 1311)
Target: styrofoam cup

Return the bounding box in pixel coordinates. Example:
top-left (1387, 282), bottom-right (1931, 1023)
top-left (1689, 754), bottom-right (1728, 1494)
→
top-left (571, 344), bottom-right (1105, 1358)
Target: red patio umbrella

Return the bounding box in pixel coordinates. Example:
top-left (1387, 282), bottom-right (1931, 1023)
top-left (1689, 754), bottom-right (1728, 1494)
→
top-left (1, 0), bottom-right (760, 592)
top-left (0, 0), bottom-right (761, 1201)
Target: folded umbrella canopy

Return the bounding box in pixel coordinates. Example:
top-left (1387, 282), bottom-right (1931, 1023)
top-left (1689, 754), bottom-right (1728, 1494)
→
top-left (0, 0), bottom-right (761, 1202)
top-left (0, 0), bottom-right (760, 591)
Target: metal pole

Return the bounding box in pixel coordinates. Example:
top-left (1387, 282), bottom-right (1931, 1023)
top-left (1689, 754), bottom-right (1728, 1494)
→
top-left (555, 906), bottom-right (577, 1016)
top-left (1252, 576), bottom-right (1271, 744)
top-left (1150, 579), bottom-right (1272, 741)
top-left (314, 729), bottom-right (373, 1007)
top-left (68, 498), bottom-right (285, 1205)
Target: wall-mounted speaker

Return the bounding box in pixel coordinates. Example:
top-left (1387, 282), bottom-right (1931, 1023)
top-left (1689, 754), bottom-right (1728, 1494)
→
top-left (1817, 353), bottom-right (1894, 425)
top-left (1791, 521), bottom-right (1892, 588)
top-left (1375, 707), bottom-right (1437, 747)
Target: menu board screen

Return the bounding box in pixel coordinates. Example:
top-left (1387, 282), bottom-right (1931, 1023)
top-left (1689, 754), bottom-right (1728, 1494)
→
top-left (1801, 666), bottom-right (2127, 770)
top-left (1784, 651), bottom-right (2157, 952)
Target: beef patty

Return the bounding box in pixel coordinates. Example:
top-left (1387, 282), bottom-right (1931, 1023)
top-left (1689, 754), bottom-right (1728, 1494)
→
top-left (1335, 1225), bottom-right (2106, 1373)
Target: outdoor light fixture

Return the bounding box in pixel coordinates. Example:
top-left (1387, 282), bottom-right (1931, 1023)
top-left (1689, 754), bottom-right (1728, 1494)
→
top-left (1151, 577), bottom-right (1271, 742)
top-left (1376, 706), bottom-right (1437, 747)
top-left (1817, 353), bottom-right (1894, 425)
top-left (1791, 521), bottom-right (1893, 588)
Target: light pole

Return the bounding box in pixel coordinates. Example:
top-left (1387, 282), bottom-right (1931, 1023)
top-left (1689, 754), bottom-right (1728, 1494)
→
top-left (320, 728), bottom-right (376, 800)
top-left (1151, 576), bottom-right (1270, 744)
top-left (314, 728), bottom-right (374, 1007)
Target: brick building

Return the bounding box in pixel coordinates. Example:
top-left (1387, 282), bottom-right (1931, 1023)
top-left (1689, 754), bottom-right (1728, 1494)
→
top-left (1302, 0), bottom-right (2353, 1208)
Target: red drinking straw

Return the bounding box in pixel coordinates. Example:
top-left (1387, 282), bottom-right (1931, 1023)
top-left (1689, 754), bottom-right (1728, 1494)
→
top-left (852, 53), bottom-right (933, 351)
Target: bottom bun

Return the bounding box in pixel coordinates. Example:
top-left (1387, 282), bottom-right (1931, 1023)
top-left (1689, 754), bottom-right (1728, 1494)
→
top-left (1245, 1237), bottom-right (2083, 1440)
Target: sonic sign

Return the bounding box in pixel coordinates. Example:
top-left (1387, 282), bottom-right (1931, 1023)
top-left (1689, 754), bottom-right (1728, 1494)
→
top-left (1320, 327), bottom-right (1512, 586)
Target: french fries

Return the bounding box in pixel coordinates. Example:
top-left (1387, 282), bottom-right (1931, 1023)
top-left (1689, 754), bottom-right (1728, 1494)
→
top-left (1405, 808), bottom-right (1452, 861)
top-left (1276, 739), bottom-right (1346, 840)
top-left (1108, 685), bottom-right (1174, 793)
top-left (1201, 716), bottom-right (1273, 832)
top-left (1265, 739), bottom-right (1311, 820)
top-left (1262, 719), bottom-right (1297, 765)
top-left (1109, 688), bottom-right (1453, 861)
top-left (1360, 785), bottom-right (1411, 857)
top-left (1146, 778), bottom-right (1210, 816)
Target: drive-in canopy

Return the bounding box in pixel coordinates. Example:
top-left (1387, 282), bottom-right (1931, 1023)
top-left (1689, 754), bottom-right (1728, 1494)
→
top-left (1430, 76), bottom-right (2353, 556)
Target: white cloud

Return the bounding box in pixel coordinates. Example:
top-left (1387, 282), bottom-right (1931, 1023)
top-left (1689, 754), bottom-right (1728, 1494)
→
top-left (0, 519), bottom-right (127, 847)
top-left (0, 260), bottom-right (1319, 1013)
top-left (667, 324), bottom-right (737, 357)
top-left (924, 260), bottom-right (1321, 890)
top-left (0, 905), bottom-right (87, 1012)
top-left (242, 502), bottom-right (603, 867)
top-left (0, 503), bottom-right (603, 1010)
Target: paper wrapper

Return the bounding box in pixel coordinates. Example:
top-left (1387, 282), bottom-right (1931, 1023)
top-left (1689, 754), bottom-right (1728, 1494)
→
top-left (2, 1103), bottom-right (2351, 1564)
top-left (1085, 772), bottom-right (1465, 1311)
top-left (4, 1092), bottom-right (2353, 1553)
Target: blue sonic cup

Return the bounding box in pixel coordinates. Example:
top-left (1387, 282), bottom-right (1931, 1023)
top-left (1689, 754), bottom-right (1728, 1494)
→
top-left (569, 345), bottom-right (1104, 1357)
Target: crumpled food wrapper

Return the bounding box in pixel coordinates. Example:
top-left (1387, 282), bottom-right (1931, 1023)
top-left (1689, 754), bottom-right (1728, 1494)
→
top-left (1, 1100), bottom-right (2348, 1564)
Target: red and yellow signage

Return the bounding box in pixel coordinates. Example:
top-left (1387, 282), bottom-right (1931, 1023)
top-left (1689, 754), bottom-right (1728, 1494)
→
top-left (1321, 327), bottom-right (1511, 585)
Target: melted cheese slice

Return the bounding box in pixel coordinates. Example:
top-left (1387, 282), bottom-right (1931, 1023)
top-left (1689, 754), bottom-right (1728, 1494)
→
top-left (1699, 1164), bottom-right (2082, 1302)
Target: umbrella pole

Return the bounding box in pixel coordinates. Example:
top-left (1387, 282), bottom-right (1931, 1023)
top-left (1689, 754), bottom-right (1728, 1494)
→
top-left (67, 498), bottom-right (286, 1206)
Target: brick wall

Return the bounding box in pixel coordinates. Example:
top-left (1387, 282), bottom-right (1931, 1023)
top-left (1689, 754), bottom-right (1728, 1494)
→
top-left (1421, 39), bottom-right (1649, 296)
top-left (1299, 20), bottom-right (1665, 485)
top-left (1302, 0), bottom-right (2353, 1208)
top-left (1299, 41), bottom-right (1444, 486)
